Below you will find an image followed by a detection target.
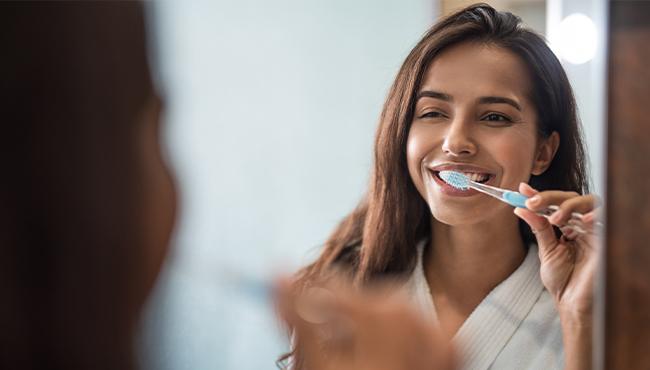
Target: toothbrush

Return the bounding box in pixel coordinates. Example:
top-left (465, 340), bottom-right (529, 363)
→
top-left (438, 170), bottom-right (593, 234)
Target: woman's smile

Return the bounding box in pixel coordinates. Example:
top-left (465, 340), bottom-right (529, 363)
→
top-left (424, 162), bottom-right (497, 197)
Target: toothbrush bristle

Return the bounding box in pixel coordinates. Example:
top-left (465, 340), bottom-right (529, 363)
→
top-left (438, 171), bottom-right (470, 190)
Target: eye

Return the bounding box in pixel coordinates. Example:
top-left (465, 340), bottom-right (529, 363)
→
top-left (481, 113), bottom-right (512, 125)
top-left (419, 111), bottom-right (446, 119)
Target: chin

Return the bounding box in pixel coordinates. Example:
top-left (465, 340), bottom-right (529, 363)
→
top-left (428, 206), bottom-right (486, 226)
top-left (428, 196), bottom-right (514, 226)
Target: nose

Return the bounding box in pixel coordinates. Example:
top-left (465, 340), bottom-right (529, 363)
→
top-left (441, 118), bottom-right (477, 157)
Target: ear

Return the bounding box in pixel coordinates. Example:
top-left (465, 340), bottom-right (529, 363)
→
top-left (531, 131), bottom-right (559, 175)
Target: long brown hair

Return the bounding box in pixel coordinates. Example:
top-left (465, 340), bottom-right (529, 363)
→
top-left (282, 3), bottom-right (588, 368)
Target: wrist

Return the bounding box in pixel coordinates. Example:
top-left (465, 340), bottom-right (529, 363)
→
top-left (559, 316), bottom-right (593, 370)
top-left (558, 307), bottom-right (593, 329)
top-left (559, 310), bottom-right (593, 370)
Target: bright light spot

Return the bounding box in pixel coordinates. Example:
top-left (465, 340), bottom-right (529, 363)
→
top-left (550, 13), bottom-right (598, 65)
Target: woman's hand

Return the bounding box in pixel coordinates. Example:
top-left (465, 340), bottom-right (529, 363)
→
top-left (514, 183), bottom-right (601, 370)
top-left (514, 182), bottom-right (601, 319)
top-left (276, 280), bottom-right (455, 370)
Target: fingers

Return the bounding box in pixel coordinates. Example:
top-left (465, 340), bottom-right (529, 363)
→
top-left (581, 207), bottom-right (603, 227)
top-left (518, 182), bottom-right (539, 197)
top-left (514, 207), bottom-right (559, 256)
top-left (338, 292), bottom-right (455, 370)
top-left (275, 280), bottom-right (330, 370)
top-left (550, 194), bottom-right (599, 225)
top-left (297, 318), bottom-right (329, 370)
top-left (524, 190), bottom-right (580, 214)
top-left (276, 279), bottom-right (456, 370)
top-left (569, 206), bottom-right (603, 238)
top-left (519, 182), bottom-right (601, 229)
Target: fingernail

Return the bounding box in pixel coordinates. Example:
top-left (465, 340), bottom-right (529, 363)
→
top-left (522, 182), bottom-right (536, 191)
top-left (529, 195), bottom-right (541, 205)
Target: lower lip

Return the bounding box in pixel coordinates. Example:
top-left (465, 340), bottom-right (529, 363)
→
top-left (430, 170), bottom-right (481, 197)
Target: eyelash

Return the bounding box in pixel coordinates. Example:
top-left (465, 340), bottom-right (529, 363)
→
top-left (481, 113), bottom-right (513, 124)
top-left (418, 111), bottom-right (513, 125)
top-left (419, 111), bottom-right (446, 119)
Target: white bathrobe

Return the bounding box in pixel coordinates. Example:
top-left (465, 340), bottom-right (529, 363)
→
top-left (405, 241), bottom-right (564, 370)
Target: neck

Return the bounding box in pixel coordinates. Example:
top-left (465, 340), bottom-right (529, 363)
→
top-left (424, 209), bottom-right (527, 317)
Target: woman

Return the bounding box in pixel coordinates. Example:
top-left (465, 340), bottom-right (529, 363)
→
top-left (282, 4), bottom-right (600, 370)
top-left (0, 3), bottom-right (175, 369)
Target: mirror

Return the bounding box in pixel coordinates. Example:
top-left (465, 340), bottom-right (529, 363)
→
top-left (140, 1), bottom-right (607, 369)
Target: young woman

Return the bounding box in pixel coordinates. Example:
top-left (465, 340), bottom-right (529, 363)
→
top-left (282, 4), bottom-right (600, 370)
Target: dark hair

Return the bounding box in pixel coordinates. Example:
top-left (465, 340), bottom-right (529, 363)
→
top-left (0, 3), bottom-right (156, 369)
top-left (281, 3), bottom-right (588, 369)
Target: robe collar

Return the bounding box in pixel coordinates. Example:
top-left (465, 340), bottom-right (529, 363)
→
top-left (405, 240), bottom-right (545, 370)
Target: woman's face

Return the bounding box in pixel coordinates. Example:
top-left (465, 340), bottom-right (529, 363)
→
top-left (406, 42), bottom-right (558, 226)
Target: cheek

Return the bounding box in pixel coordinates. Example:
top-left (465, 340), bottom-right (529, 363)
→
top-left (406, 124), bottom-right (437, 193)
top-left (489, 132), bottom-right (538, 183)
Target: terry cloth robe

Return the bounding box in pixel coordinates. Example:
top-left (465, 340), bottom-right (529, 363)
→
top-left (405, 241), bottom-right (564, 370)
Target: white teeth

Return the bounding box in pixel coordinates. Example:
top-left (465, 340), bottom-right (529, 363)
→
top-left (463, 172), bottom-right (489, 182)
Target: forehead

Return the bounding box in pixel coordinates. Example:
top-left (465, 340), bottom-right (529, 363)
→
top-left (420, 42), bottom-right (533, 101)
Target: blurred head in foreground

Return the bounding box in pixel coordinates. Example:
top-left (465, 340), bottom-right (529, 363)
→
top-left (0, 3), bottom-right (175, 369)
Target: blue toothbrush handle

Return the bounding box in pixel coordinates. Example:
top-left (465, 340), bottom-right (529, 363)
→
top-left (503, 190), bottom-right (602, 235)
top-left (503, 191), bottom-right (529, 208)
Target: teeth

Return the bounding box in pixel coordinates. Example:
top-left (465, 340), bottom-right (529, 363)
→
top-left (463, 172), bottom-right (489, 182)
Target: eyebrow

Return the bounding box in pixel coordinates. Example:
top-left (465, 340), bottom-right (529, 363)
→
top-left (416, 90), bottom-right (452, 102)
top-left (478, 96), bottom-right (521, 111)
top-left (416, 90), bottom-right (522, 111)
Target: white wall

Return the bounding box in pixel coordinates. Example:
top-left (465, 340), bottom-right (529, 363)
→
top-left (547, 0), bottom-right (608, 195)
top-left (140, 1), bottom-right (435, 369)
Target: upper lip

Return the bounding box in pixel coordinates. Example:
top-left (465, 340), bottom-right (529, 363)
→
top-left (427, 163), bottom-right (496, 175)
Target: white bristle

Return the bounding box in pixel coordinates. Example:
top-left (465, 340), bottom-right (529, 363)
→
top-left (438, 171), bottom-right (470, 190)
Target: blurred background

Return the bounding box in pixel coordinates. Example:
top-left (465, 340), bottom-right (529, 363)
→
top-left (138, 0), bottom-right (607, 369)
